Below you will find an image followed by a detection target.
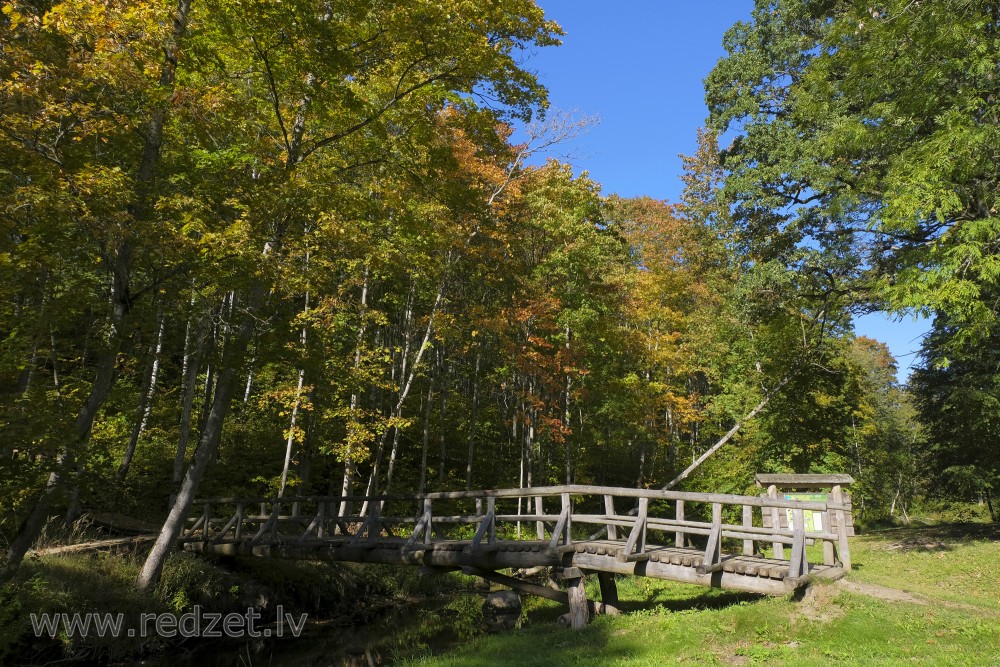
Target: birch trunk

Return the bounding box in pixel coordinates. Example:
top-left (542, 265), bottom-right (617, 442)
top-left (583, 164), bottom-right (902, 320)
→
top-left (363, 283), bottom-right (443, 510)
top-left (118, 308), bottom-right (165, 481)
top-left (418, 381), bottom-right (433, 495)
top-left (339, 265), bottom-right (369, 517)
top-left (172, 311), bottom-right (210, 498)
top-left (438, 346), bottom-right (448, 484)
top-left (279, 286), bottom-right (309, 498)
top-left (464, 347), bottom-right (481, 491)
top-left (138, 292), bottom-right (257, 591)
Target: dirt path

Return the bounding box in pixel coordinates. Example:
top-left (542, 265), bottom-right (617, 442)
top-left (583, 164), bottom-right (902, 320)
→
top-left (836, 578), bottom-right (997, 615)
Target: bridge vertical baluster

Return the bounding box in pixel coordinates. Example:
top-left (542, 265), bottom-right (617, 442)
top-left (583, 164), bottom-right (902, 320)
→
top-left (789, 508), bottom-right (807, 578)
top-left (315, 502), bottom-right (326, 539)
top-left (675, 500), bottom-right (685, 548)
top-left (371, 500), bottom-right (383, 542)
top-left (235, 503), bottom-right (244, 540)
top-left (487, 497), bottom-right (496, 544)
top-left (767, 485), bottom-right (784, 559)
top-left (831, 484), bottom-right (851, 569)
top-left (561, 493), bottom-right (572, 546)
top-left (202, 502), bottom-right (212, 542)
top-left (260, 502), bottom-right (266, 519)
top-left (604, 495), bottom-right (617, 540)
top-left (638, 497), bottom-right (647, 554)
top-left (535, 496), bottom-right (544, 540)
top-left (697, 502), bottom-right (722, 574)
top-left (742, 505), bottom-right (754, 556)
top-left (423, 498), bottom-right (433, 545)
top-left (270, 501), bottom-right (281, 542)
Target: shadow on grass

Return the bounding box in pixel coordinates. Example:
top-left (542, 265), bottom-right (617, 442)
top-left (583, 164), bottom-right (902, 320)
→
top-left (862, 521), bottom-right (999, 543)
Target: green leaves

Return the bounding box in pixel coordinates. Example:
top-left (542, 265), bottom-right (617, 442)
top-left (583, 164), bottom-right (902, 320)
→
top-left (708, 0), bottom-right (1000, 351)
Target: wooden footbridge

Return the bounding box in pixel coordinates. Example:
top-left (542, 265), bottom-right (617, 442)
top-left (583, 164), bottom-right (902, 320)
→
top-left (180, 482), bottom-right (853, 628)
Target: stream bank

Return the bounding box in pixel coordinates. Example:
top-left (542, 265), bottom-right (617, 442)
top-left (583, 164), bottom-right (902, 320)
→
top-left (0, 549), bottom-right (490, 665)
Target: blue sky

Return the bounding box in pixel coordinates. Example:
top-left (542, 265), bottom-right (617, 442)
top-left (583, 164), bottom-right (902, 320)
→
top-left (517, 0), bottom-right (929, 382)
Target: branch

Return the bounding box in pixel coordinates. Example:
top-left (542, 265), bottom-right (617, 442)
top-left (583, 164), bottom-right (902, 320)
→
top-left (250, 35), bottom-right (291, 156)
top-left (299, 65), bottom-right (458, 162)
top-left (662, 365), bottom-right (801, 490)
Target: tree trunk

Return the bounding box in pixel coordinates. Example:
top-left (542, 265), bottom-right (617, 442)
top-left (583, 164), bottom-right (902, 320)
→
top-left (418, 381), bottom-right (433, 495)
top-left (370, 284), bottom-right (444, 501)
top-left (438, 346), bottom-right (448, 484)
top-left (279, 285), bottom-right (309, 499)
top-left (339, 265), bottom-right (369, 517)
top-left (663, 369), bottom-right (796, 490)
top-left (465, 347), bottom-right (481, 491)
top-left (563, 326), bottom-right (572, 485)
top-left (118, 307), bottom-right (165, 481)
top-left (172, 310), bottom-right (210, 500)
top-left (1, 291), bottom-right (126, 584)
top-left (137, 293), bottom-right (256, 592)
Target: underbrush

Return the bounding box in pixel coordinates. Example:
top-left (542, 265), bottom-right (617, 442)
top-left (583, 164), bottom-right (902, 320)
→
top-left (0, 548), bottom-right (469, 665)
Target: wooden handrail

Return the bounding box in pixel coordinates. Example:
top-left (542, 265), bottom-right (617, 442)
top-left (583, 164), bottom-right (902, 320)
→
top-left (193, 484), bottom-right (839, 512)
top-left (183, 483), bottom-right (853, 576)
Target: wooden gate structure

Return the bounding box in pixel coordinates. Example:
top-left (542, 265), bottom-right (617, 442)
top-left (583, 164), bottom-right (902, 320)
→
top-left (180, 484), bottom-right (853, 629)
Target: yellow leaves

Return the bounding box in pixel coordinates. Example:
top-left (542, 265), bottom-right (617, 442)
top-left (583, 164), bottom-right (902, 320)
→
top-left (2, 2), bottom-right (25, 29)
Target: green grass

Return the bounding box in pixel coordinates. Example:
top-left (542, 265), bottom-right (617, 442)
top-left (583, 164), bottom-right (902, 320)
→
top-left (404, 523), bottom-right (1000, 667)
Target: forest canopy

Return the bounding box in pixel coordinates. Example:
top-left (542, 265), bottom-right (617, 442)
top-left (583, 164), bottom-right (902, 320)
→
top-left (1, 0), bottom-right (996, 589)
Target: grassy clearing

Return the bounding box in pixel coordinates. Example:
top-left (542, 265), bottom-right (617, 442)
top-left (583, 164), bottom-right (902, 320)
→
top-left (404, 523), bottom-right (1000, 667)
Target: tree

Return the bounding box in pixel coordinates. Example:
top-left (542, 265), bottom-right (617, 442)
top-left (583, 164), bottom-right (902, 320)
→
top-left (706, 0), bottom-right (1000, 348)
top-left (910, 312), bottom-right (1000, 521)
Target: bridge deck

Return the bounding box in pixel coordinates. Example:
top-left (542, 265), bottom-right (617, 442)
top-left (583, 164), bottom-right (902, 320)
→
top-left (186, 535), bottom-right (844, 597)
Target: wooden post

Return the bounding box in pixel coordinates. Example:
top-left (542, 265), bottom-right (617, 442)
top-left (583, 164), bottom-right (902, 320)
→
top-left (831, 484), bottom-right (852, 569)
top-left (604, 495), bottom-right (618, 540)
top-left (423, 498), bottom-right (433, 545)
top-left (697, 502), bottom-right (723, 574)
top-left (767, 485), bottom-right (784, 559)
top-left (535, 496), bottom-right (545, 540)
top-left (234, 503), bottom-right (244, 540)
top-left (618, 497), bottom-right (648, 562)
top-left (202, 502), bottom-right (211, 542)
top-left (638, 497), bottom-right (647, 554)
top-left (566, 574), bottom-right (589, 629)
top-left (597, 572), bottom-right (620, 616)
top-left (270, 501), bottom-right (280, 541)
top-left (675, 500), bottom-right (685, 548)
top-left (742, 504), bottom-right (754, 556)
top-left (789, 508), bottom-right (807, 578)
top-left (486, 496), bottom-right (496, 544)
top-left (561, 492), bottom-right (572, 545)
top-left (822, 507), bottom-right (836, 566)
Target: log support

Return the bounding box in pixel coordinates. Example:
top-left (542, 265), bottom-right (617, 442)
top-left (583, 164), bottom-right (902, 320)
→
top-left (566, 574), bottom-right (589, 629)
top-left (597, 571), bottom-right (621, 616)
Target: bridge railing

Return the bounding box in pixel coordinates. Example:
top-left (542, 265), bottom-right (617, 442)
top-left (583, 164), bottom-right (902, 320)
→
top-left (181, 484), bottom-right (852, 576)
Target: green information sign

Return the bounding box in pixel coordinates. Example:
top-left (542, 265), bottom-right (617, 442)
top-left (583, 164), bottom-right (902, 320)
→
top-left (784, 492), bottom-right (828, 532)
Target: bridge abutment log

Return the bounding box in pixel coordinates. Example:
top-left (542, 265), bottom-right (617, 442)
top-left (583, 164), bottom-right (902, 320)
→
top-left (555, 567), bottom-right (589, 629)
top-left (596, 572), bottom-right (621, 616)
